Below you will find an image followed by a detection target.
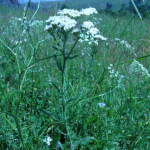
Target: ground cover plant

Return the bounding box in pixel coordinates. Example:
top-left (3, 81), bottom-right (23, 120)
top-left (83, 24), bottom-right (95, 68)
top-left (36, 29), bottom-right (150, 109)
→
top-left (1, 1), bottom-right (150, 149)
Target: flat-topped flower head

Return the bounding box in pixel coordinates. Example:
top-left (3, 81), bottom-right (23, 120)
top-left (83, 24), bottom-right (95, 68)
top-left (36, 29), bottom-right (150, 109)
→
top-left (57, 9), bottom-right (81, 17)
top-left (45, 16), bottom-right (77, 31)
top-left (82, 21), bottom-right (94, 29)
top-left (80, 7), bottom-right (98, 16)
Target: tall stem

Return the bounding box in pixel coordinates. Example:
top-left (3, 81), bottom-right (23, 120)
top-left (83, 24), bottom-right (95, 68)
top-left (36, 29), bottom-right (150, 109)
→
top-left (62, 34), bottom-right (67, 116)
top-left (61, 33), bottom-right (73, 150)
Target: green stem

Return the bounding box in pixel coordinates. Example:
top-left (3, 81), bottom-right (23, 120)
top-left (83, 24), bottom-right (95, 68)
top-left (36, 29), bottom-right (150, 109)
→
top-left (61, 33), bottom-right (74, 149)
top-left (20, 55), bottom-right (34, 91)
top-left (130, 0), bottom-right (142, 20)
top-left (62, 34), bottom-right (67, 116)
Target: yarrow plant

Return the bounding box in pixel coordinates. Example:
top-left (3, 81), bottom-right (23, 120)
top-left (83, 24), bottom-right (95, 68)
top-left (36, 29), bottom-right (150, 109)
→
top-left (129, 59), bottom-right (150, 79)
top-left (44, 7), bottom-right (107, 148)
top-left (115, 38), bottom-right (133, 50)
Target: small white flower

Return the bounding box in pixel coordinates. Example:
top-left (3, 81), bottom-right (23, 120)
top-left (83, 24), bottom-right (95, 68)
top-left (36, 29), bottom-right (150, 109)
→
top-left (43, 136), bottom-right (53, 146)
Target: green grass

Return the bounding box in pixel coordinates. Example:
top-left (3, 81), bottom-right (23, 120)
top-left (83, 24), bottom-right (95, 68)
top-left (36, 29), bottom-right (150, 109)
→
top-left (39, 0), bottom-right (150, 11)
top-left (0, 4), bottom-right (150, 150)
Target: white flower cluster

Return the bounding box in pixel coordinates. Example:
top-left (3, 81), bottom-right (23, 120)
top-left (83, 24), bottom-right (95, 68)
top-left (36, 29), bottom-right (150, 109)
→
top-left (80, 7), bottom-right (98, 16)
top-left (57, 9), bottom-right (81, 17)
top-left (45, 7), bottom-right (106, 45)
top-left (57, 7), bottom-right (98, 18)
top-left (43, 136), bottom-right (53, 146)
top-left (82, 21), bottom-right (94, 29)
top-left (115, 38), bottom-right (132, 49)
top-left (129, 59), bottom-right (150, 78)
top-left (45, 16), bottom-right (77, 31)
top-left (108, 64), bottom-right (119, 78)
top-left (79, 21), bottom-right (107, 45)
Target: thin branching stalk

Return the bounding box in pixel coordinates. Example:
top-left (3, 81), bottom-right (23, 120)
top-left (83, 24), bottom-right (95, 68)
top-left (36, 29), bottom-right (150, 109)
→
top-left (130, 0), bottom-right (142, 20)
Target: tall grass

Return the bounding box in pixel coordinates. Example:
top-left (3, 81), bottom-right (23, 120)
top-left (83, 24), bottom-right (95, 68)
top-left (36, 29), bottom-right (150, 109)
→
top-left (0, 3), bottom-right (150, 150)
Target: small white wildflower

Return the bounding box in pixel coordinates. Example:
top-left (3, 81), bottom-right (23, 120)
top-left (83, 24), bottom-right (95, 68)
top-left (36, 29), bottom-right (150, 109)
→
top-left (80, 7), bottom-right (98, 16)
top-left (43, 136), bottom-right (53, 146)
top-left (98, 103), bottom-right (106, 108)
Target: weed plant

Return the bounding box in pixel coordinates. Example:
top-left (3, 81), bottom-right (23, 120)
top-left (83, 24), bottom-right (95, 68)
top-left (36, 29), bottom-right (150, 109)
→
top-left (0, 2), bottom-right (150, 150)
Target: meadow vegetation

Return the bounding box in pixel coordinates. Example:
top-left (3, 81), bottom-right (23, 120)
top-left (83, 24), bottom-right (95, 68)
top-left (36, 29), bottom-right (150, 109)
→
top-left (1, 2), bottom-right (150, 149)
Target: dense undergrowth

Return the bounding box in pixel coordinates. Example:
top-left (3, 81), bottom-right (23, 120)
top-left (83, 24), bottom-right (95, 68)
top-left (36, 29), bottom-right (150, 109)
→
top-left (1, 3), bottom-right (150, 150)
